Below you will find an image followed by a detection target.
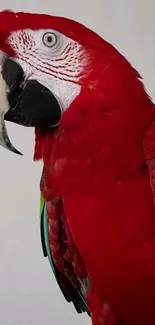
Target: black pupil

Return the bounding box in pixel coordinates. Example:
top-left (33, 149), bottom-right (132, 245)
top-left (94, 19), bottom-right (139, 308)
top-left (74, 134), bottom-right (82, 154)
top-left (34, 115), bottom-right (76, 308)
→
top-left (47, 36), bottom-right (53, 43)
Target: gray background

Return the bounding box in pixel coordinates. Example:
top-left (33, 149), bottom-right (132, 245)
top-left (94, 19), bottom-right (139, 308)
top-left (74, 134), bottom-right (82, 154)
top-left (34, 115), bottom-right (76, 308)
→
top-left (0, 0), bottom-right (155, 324)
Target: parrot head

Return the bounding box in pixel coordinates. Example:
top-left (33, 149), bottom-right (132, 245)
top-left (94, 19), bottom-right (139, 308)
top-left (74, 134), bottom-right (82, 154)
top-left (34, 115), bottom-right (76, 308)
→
top-left (0, 9), bottom-right (148, 156)
top-left (0, 9), bottom-right (113, 154)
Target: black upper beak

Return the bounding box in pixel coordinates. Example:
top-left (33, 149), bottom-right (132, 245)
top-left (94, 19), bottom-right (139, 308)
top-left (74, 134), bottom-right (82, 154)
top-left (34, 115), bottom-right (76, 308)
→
top-left (1, 57), bottom-right (62, 154)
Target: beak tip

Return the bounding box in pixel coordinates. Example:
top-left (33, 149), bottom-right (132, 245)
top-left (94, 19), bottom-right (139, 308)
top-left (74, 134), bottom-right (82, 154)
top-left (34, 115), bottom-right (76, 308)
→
top-left (13, 148), bottom-right (23, 155)
top-left (0, 118), bottom-right (23, 155)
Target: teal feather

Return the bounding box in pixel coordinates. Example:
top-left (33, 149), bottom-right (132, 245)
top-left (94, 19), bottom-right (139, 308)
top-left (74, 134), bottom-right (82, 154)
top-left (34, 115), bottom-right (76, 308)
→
top-left (40, 193), bottom-right (90, 316)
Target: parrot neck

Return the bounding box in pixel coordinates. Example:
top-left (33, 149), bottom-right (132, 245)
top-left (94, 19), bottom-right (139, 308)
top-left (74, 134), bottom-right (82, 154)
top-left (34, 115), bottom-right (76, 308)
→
top-left (34, 127), bottom-right (57, 163)
top-left (33, 63), bottom-right (155, 175)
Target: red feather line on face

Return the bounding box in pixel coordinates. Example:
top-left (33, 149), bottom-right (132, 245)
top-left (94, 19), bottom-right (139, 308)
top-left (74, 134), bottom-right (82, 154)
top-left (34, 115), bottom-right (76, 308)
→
top-left (5, 25), bottom-right (85, 87)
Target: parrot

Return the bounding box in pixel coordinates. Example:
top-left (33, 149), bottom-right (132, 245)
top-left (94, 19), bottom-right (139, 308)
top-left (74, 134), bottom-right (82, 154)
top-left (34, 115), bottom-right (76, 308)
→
top-left (1, 8), bottom-right (155, 325)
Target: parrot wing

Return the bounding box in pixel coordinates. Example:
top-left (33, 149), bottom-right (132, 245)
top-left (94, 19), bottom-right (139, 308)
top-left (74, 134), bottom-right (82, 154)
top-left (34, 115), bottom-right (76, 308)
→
top-left (40, 192), bottom-right (90, 316)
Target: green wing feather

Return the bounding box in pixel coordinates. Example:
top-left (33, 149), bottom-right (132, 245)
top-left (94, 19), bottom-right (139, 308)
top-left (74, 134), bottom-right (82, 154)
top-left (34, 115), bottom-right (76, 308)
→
top-left (40, 192), bottom-right (90, 316)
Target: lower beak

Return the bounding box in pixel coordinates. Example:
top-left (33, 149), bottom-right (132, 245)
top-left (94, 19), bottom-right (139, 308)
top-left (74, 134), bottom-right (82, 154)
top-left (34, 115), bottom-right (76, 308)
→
top-left (0, 56), bottom-right (62, 154)
top-left (0, 118), bottom-right (22, 154)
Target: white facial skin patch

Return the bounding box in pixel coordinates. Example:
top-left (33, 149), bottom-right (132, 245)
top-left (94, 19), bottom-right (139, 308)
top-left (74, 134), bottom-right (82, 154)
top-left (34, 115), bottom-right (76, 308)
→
top-left (7, 29), bottom-right (88, 112)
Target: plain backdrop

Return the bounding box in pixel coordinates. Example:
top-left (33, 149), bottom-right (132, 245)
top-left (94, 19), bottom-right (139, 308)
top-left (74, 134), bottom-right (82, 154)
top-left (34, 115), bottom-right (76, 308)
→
top-left (0, 1), bottom-right (155, 324)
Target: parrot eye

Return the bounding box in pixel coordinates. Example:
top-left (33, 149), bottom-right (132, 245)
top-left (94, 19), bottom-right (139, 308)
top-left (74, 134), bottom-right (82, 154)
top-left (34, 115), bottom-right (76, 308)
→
top-left (42, 32), bottom-right (57, 48)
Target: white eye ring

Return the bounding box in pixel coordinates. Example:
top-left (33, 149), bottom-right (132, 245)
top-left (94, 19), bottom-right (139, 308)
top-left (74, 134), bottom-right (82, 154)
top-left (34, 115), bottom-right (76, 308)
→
top-left (42, 32), bottom-right (57, 48)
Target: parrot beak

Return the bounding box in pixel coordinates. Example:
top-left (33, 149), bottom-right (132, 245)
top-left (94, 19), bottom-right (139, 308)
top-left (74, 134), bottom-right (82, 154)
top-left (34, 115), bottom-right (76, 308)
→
top-left (0, 55), bottom-right (62, 155)
top-left (0, 59), bottom-right (22, 155)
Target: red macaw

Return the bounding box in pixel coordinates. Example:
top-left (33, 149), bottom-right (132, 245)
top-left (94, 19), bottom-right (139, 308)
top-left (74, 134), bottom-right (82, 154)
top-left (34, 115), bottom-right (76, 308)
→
top-left (0, 9), bottom-right (155, 325)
